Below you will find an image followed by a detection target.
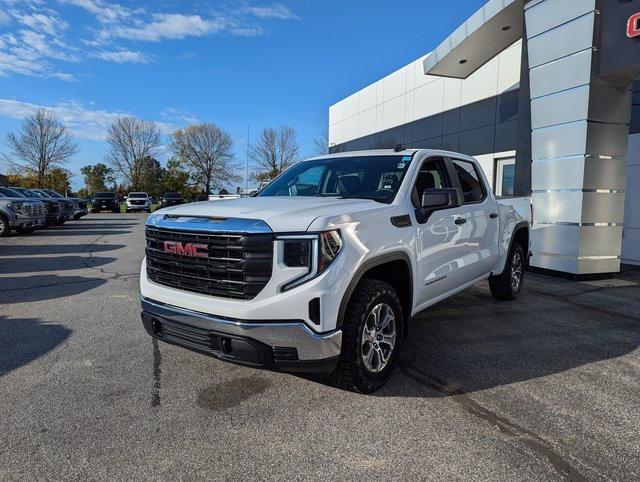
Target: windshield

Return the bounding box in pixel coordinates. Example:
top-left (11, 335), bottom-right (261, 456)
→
top-left (128, 193), bottom-right (147, 198)
top-left (0, 187), bottom-right (25, 198)
top-left (95, 193), bottom-right (116, 199)
top-left (13, 188), bottom-right (39, 198)
top-left (42, 189), bottom-right (64, 198)
top-left (31, 189), bottom-right (51, 198)
top-left (257, 154), bottom-right (414, 203)
top-left (164, 193), bottom-right (182, 199)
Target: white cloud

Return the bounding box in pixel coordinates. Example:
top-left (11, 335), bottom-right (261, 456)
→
top-left (246, 3), bottom-right (299, 20)
top-left (15, 12), bottom-right (69, 36)
top-left (101, 13), bottom-right (226, 42)
top-left (57, 0), bottom-right (133, 24)
top-left (96, 49), bottom-right (149, 64)
top-left (161, 107), bottom-right (199, 125)
top-left (0, 99), bottom-right (177, 140)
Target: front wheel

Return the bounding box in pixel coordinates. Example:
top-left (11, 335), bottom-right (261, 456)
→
top-left (0, 215), bottom-right (9, 237)
top-left (489, 243), bottom-right (525, 301)
top-left (330, 279), bottom-right (403, 393)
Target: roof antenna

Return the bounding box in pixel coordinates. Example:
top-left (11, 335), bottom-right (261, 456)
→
top-left (394, 143), bottom-right (404, 152)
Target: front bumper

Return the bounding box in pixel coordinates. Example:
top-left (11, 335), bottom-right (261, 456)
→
top-left (10, 214), bottom-right (46, 229)
top-left (127, 203), bottom-right (150, 211)
top-left (141, 297), bottom-right (341, 373)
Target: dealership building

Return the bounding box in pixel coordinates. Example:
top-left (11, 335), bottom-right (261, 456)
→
top-left (328, 0), bottom-right (640, 275)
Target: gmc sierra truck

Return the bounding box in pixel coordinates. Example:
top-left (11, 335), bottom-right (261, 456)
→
top-left (140, 149), bottom-right (531, 392)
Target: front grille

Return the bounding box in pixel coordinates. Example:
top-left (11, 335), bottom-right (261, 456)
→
top-left (131, 200), bottom-right (145, 205)
top-left (23, 203), bottom-right (43, 217)
top-left (145, 227), bottom-right (273, 300)
top-left (43, 202), bottom-right (59, 214)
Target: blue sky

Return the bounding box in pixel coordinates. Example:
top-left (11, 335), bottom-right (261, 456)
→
top-left (0, 0), bottom-right (486, 190)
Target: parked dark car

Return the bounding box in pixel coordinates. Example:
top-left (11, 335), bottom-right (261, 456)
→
top-left (160, 192), bottom-right (184, 208)
top-left (7, 187), bottom-right (62, 226)
top-left (32, 189), bottom-right (84, 221)
top-left (91, 192), bottom-right (120, 213)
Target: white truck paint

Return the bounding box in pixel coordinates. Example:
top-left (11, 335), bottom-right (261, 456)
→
top-left (140, 149), bottom-right (531, 392)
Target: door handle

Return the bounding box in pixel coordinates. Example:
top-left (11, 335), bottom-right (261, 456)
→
top-left (489, 213), bottom-right (498, 219)
top-left (454, 217), bottom-right (467, 226)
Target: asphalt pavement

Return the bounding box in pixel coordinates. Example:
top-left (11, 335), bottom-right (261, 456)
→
top-left (1, 214), bottom-right (639, 480)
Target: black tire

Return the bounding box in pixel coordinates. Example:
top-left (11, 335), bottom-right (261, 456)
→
top-left (125, 209), bottom-right (130, 213)
top-left (489, 243), bottom-right (525, 301)
top-left (113, 208), bottom-right (120, 214)
top-left (16, 226), bottom-right (35, 235)
top-left (0, 214), bottom-right (9, 237)
top-left (329, 279), bottom-right (403, 393)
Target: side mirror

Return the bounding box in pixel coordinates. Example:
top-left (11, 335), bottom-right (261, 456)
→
top-left (421, 188), bottom-right (461, 210)
top-left (417, 188), bottom-right (461, 223)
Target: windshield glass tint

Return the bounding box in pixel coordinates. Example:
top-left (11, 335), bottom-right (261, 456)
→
top-left (95, 193), bottom-right (116, 199)
top-left (257, 155), bottom-right (414, 203)
top-left (164, 193), bottom-right (181, 198)
top-left (128, 193), bottom-right (147, 198)
top-left (16, 189), bottom-right (38, 198)
top-left (0, 187), bottom-right (24, 197)
top-left (43, 189), bottom-right (63, 198)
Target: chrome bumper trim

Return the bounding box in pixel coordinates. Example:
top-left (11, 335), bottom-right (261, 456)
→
top-left (141, 297), bottom-right (342, 360)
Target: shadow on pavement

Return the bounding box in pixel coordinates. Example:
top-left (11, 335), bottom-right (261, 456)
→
top-left (0, 256), bottom-right (116, 274)
top-left (34, 230), bottom-right (133, 237)
top-left (42, 223), bottom-right (136, 230)
top-left (0, 315), bottom-right (71, 377)
top-left (0, 275), bottom-right (107, 304)
top-left (375, 285), bottom-right (640, 397)
top-left (0, 244), bottom-right (126, 257)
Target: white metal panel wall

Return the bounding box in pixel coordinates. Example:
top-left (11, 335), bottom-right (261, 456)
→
top-left (526, 0), bottom-right (629, 274)
top-left (328, 41), bottom-right (522, 148)
top-left (623, 134), bottom-right (640, 266)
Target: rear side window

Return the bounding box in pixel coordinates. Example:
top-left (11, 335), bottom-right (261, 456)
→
top-left (451, 159), bottom-right (485, 203)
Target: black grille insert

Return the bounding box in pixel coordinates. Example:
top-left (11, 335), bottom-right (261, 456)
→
top-left (145, 226), bottom-right (273, 300)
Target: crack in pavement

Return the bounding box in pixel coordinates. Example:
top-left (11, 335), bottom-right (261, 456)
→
top-left (400, 363), bottom-right (590, 481)
top-left (526, 286), bottom-right (640, 323)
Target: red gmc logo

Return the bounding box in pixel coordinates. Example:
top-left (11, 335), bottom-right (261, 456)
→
top-left (627, 12), bottom-right (640, 38)
top-left (163, 241), bottom-right (209, 258)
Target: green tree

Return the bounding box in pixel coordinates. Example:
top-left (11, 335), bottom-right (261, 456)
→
top-left (136, 156), bottom-right (164, 198)
top-left (162, 158), bottom-right (190, 194)
top-left (80, 163), bottom-right (115, 194)
top-left (46, 168), bottom-right (73, 195)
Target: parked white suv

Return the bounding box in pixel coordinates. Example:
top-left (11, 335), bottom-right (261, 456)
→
top-left (125, 192), bottom-right (151, 213)
top-left (140, 149), bottom-right (531, 392)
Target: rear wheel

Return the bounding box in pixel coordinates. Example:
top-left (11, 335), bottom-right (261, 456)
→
top-left (489, 243), bottom-right (525, 301)
top-left (0, 215), bottom-right (9, 237)
top-left (330, 279), bottom-right (403, 393)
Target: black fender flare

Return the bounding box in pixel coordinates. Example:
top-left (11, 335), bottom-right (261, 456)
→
top-left (336, 251), bottom-right (413, 329)
top-left (497, 221), bottom-right (530, 276)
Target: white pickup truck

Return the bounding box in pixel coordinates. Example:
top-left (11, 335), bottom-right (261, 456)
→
top-left (140, 149), bottom-right (531, 392)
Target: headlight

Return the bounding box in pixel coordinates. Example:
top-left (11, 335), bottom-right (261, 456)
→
top-left (7, 201), bottom-right (25, 214)
top-left (279, 230), bottom-right (343, 291)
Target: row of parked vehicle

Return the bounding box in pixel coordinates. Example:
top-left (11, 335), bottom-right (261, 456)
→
top-left (0, 186), bottom-right (89, 237)
top-left (0, 188), bottom-right (188, 237)
top-left (89, 191), bottom-right (185, 213)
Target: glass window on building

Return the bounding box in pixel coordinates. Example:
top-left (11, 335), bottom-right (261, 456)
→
top-left (495, 157), bottom-right (515, 197)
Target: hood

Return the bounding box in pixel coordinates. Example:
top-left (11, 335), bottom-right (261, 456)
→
top-left (153, 196), bottom-right (384, 232)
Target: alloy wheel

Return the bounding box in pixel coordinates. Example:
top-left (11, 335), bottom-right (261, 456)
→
top-left (361, 302), bottom-right (397, 373)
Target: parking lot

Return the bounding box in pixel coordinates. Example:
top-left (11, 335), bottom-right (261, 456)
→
top-left (1, 213), bottom-right (639, 480)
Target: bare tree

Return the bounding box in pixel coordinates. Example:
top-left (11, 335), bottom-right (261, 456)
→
top-left (170, 123), bottom-right (239, 195)
top-left (249, 126), bottom-right (300, 182)
top-left (3, 109), bottom-right (78, 187)
top-left (105, 116), bottom-right (161, 190)
top-left (313, 129), bottom-right (329, 156)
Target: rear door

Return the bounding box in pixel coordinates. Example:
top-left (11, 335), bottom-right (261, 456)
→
top-left (411, 157), bottom-right (472, 307)
top-left (447, 157), bottom-right (499, 280)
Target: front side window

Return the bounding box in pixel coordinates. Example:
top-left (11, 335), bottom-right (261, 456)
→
top-left (257, 155), bottom-right (414, 204)
top-left (411, 158), bottom-right (450, 208)
top-left (451, 159), bottom-right (485, 203)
